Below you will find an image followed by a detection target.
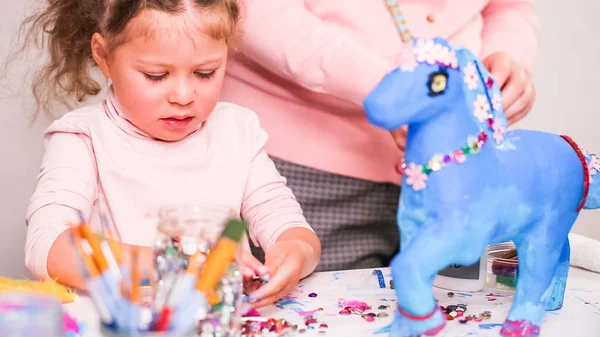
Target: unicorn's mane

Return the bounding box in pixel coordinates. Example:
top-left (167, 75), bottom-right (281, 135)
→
top-left (455, 46), bottom-right (509, 146)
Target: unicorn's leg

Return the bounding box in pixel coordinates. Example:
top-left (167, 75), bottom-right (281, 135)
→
top-left (396, 196), bottom-right (425, 249)
top-left (390, 222), bottom-right (478, 337)
top-left (545, 239), bottom-right (570, 311)
top-left (500, 234), bottom-right (569, 337)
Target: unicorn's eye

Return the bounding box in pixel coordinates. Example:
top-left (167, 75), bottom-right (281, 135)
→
top-left (427, 70), bottom-right (449, 97)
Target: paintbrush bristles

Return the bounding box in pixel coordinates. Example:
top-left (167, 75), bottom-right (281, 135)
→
top-left (386, 0), bottom-right (413, 43)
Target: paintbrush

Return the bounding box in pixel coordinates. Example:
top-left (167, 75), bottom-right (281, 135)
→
top-left (76, 221), bottom-right (128, 328)
top-left (69, 229), bottom-right (115, 327)
top-left (126, 246), bottom-right (142, 336)
top-left (100, 215), bottom-right (131, 295)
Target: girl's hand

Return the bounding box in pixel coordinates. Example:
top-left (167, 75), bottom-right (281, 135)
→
top-left (239, 248), bottom-right (269, 280)
top-left (246, 240), bottom-right (311, 308)
top-left (390, 126), bottom-right (407, 152)
top-left (483, 52), bottom-right (536, 125)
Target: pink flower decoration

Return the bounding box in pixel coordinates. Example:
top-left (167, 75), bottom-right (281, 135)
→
top-left (492, 119), bottom-right (505, 144)
top-left (395, 46), bottom-right (418, 72)
top-left (404, 163), bottom-right (428, 191)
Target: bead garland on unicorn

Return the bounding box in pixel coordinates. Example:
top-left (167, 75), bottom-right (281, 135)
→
top-left (364, 1), bottom-right (600, 337)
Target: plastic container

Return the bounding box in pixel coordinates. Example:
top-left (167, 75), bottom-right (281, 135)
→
top-left (486, 242), bottom-right (518, 291)
top-left (434, 255), bottom-right (487, 292)
top-left (0, 293), bottom-right (65, 337)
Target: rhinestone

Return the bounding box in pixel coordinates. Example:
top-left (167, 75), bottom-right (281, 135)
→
top-left (453, 150), bottom-right (466, 163)
top-left (429, 156), bottom-right (443, 171)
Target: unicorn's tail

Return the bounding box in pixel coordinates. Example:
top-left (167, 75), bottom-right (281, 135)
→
top-left (561, 135), bottom-right (599, 210)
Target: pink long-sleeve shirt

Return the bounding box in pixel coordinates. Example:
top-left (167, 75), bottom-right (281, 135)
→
top-left (221, 0), bottom-right (540, 184)
top-left (25, 89), bottom-right (311, 280)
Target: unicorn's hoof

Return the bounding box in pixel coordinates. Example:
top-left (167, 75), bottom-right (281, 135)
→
top-left (423, 319), bottom-right (446, 336)
top-left (500, 319), bottom-right (541, 337)
top-left (545, 300), bottom-right (563, 311)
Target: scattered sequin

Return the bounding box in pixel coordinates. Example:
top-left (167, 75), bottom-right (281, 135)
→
top-left (308, 293), bottom-right (318, 298)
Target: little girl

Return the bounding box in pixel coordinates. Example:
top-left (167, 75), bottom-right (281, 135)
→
top-left (21, 0), bottom-right (320, 308)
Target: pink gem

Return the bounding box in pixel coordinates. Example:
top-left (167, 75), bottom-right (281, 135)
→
top-left (487, 118), bottom-right (494, 128)
top-left (453, 150), bottom-right (466, 163)
top-left (478, 132), bottom-right (488, 142)
top-left (486, 77), bottom-right (494, 88)
top-left (397, 163), bottom-right (407, 174)
top-left (457, 311), bottom-right (464, 317)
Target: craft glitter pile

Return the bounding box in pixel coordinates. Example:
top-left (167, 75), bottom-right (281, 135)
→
top-left (440, 304), bottom-right (492, 324)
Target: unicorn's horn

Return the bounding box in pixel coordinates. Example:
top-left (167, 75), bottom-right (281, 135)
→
top-left (386, 0), bottom-right (413, 43)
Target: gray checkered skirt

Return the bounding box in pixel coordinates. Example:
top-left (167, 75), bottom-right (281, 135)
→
top-left (251, 157), bottom-right (401, 272)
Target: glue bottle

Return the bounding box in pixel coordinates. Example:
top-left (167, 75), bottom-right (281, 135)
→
top-left (433, 254), bottom-right (487, 292)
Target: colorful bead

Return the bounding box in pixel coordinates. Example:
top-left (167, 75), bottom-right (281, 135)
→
top-left (478, 132), bottom-right (488, 143)
top-left (428, 156), bottom-right (444, 171)
top-left (486, 77), bottom-right (494, 88)
top-left (453, 150), bottom-right (466, 163)
top-left (462, 145), bottom-right (471, 155)
top-left (308, 293), bottom-right (317, 298)
top-left (443, 155), bottom-right (452, 164)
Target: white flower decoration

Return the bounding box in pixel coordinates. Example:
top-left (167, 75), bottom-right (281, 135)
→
top-left (415, 39), bottom-right (437, 65)
top-left (589, 154), bottom-right (600, 183)
top-left (473, 94), bottom-right (491, 122)
top-left (492, 119), bottom-right (505, 144)
top-left (463, 62), bottom-right (478, 90)
top-left (449, 50), bottom-right (459, 69)
top-left (492, 93), bottom-right (503, 111)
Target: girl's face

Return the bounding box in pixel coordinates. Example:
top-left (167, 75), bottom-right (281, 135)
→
top-left (94, 9), bottom-right (228, 141)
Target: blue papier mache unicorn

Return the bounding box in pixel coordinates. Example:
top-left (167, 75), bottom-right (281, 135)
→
top-left (364, 2), bottom-right (600, 337)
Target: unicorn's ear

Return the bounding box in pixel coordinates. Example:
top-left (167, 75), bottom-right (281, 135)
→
top-left (456, 47), bottom-right (509, 128)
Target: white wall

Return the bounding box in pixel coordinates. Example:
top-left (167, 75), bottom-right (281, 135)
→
top-left (0, 1), bottom-right (598, 278)
top-left (518, 1), bottom-right (600, 240)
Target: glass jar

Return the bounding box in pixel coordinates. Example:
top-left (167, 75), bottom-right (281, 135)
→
top-left (486, 241), bottom-right (518, 291)
top-left (151, 205), bottom-right (245, 337)
top-left (0, 293), bottom-right (65, 337)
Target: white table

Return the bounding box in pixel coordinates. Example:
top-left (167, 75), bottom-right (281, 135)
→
top-left (66, 267), bottom-right (600, 337)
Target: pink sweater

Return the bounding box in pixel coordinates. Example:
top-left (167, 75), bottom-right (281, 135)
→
top-left (221, 0), bottom-right (540, 184)
top-left (25, 89), bottom-right (311, 280)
